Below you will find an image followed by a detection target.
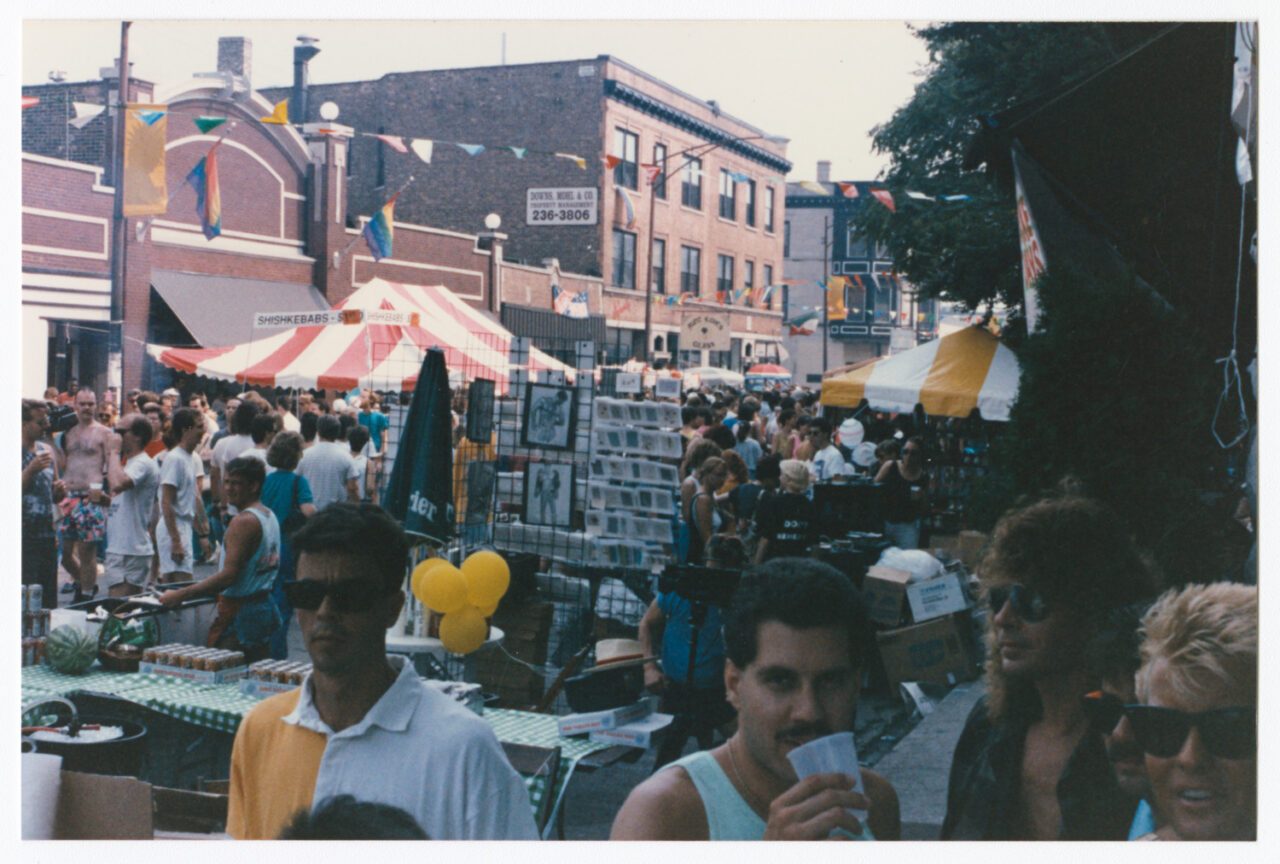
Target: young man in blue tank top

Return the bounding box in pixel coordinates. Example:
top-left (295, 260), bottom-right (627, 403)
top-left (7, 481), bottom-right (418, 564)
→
top-left (611, 559), bottom-right (900, 840)
top-left (160, 456), bottom-right (281, 661)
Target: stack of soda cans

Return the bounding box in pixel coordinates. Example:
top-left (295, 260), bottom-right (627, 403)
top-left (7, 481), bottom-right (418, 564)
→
top-left (22, 586), bottom-right (51, 667)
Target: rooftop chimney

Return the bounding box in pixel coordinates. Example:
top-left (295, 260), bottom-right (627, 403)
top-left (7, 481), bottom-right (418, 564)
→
top-left (291, 36), bottom-right (321, 124)
top-left (817, 161), bottom-right (831, 184)
top-left (218, 37), bottom-right (252, 82)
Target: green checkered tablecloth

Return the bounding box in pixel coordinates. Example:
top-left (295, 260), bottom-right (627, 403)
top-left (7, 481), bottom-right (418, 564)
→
top-left (22, 668), bottom-right (615, 836)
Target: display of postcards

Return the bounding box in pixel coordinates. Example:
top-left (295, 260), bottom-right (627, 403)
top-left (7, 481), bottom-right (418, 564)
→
top-left (625, 402), bottom-right (646, 424)
top-left (654, 377), bottom-right (681, 400)
top-left (589, 456), bottom-right (680, 487)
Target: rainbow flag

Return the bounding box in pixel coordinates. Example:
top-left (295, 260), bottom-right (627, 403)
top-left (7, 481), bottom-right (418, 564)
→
top-left (363, 194), bottom-right (397, 261)
top-left (185, 147), bottom-right (222, 240)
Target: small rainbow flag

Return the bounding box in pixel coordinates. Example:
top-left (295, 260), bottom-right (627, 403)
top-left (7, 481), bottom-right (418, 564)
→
top-left (185, 146), bottom-right (222, 240)
top-left (363, 193), bottom-right (398, 261)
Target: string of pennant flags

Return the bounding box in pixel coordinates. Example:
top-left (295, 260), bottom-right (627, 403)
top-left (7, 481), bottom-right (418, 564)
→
top-left (28, 94), bottom-right (974, 279)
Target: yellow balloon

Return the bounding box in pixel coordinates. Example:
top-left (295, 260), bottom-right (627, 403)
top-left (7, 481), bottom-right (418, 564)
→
top-left (439, 606), bottom-right (488, 654)
top-left (421, 562), bottom-right (468, 614)
top-left (477, 599), bottom-right (499, 617)
top-left (461, 550), bottom-right (511, 608)
top-left (411, 557), bottom-right (448, 605)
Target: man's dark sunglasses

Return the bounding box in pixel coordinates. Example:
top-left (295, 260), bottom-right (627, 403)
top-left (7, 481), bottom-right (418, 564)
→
top-left (987, 583), bottom-right (1051, 623)
top-left (1124, 704), bottom-right (1255, 760)
top-left (283, 579), bottom-right (387, 614)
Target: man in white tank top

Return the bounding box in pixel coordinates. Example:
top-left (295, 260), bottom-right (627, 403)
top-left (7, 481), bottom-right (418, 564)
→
top-left (611, 559), bottom-right (900, 840)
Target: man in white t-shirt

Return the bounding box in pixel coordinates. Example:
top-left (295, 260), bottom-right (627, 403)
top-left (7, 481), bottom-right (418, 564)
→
top-left (211, 400), bottom-right (259, 516)
top-left (807, 417), bottom-right (849, 483)
top-left (297, 415), bottom-right (360, 511)
top-left (104, 414), bottom-right (162, 597)
top-left (158, 408), bottom-right (207, 583)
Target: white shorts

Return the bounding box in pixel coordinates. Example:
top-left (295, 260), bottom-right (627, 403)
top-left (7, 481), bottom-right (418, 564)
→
top-left (155, 518), bottom-right (194, 576)
top-left (103, 553), bottom-right (151, 588)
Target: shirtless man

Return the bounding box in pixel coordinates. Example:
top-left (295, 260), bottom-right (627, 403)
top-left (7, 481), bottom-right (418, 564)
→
top-left (57, 388), bottom-right (113, 602)
top-left (612, 559), bottom-right (900, 841)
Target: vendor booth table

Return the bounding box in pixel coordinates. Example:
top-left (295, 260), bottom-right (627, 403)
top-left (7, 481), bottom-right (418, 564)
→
top-left (23, 664), bottom-right (614, 839)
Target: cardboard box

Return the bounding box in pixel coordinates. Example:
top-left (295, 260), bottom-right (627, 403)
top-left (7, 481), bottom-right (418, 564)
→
top-left (239, 678), bottom-right (300, 699)
top-left (905, 571), bottom-right (970, 623)
top-left (876, 612), bottom-right (978, 690)
top-left (556, 696), bottom-right (655, 737)
top-left (589, 712), bottom-right (675, 748)
top-left (139, 661), bottom-right (247, 684)
top-left (861, 566), bottom-right (912, 627)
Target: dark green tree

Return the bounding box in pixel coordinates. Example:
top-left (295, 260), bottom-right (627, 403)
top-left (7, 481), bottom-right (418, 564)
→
top-left (857, 23), bottom-right (1162, 311)
top-left (966, 265), bottom-right (1247, 588)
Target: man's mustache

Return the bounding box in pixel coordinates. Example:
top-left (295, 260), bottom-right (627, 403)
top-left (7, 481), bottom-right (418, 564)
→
top-left (777, 723), bottom-right (833, 741)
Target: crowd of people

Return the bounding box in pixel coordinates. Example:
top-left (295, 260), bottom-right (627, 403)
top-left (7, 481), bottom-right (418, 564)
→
top-left (20, 379), bottom-right (1256, 842)
top-left (21, 383), bottom-right (388, 662)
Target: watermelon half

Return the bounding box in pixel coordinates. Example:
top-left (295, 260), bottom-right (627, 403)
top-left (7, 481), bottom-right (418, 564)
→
top-left (44, 625), bottom-right (98, 675)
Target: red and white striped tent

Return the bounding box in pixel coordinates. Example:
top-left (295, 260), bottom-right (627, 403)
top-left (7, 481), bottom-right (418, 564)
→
top-left (147, 278), bottom-right (573, 393)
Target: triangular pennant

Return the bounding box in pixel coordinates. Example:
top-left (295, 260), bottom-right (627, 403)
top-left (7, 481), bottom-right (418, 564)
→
top-left (260, 99), bottom-right (289, 125)
top-left (69, 102), bottom-right (106, 129)
top-left (194, 116), bottom-right (228, 134)
top-left (798, 181), bottom-right (831, 196)
top-left (906, 190), bottom-right (933, 201)
top-left (22, 96), bottom-right (40, 109)
top-left (939, 194), bottom-right (971, 203)
top-left (507, 147), bottom-right (527, 159)
top-left (410, 139), bottom-right (434, 163)
top-left (870, 188), bottom-right (896, 212)
top-left (603, 155), bottom-right (622, 170)
top-left (138, 110), bottom-right (166, 127)
top-left (363, 193), bottom-right (398, 261)
top-left (556, 152), bottom-right (587, 170)
top-left (641, 164), bottom-right (662, 185)
top-left (373, 134), bottom-right (409, 154)
top-left (456, 143), bottom-right (485, 157)
top-left (837, 182), bottom-right (858, 198)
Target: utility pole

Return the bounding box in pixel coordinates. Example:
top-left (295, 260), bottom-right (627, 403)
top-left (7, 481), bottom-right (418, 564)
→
top-left (821, 214), bottom-right (830, 373)
top-left (108, 20), bottom-right (131, 398)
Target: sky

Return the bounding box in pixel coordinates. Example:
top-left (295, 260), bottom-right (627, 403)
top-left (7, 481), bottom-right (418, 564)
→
top-left (21, 15), bottom-right (931, 183)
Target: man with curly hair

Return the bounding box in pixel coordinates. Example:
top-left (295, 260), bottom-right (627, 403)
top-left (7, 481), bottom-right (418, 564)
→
top-left (941, 489), bottom-right (1158, 840)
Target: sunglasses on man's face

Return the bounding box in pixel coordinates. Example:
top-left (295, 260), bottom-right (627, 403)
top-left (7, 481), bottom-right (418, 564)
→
top-left (284, 578), bottom-right (388, 614)
top-left (1124, 704), bottom-right (1255, 760)
top-left (987, 583), bottom-right (1052, 623)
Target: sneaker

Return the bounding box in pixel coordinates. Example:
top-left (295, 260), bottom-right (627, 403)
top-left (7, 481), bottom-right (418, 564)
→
top-left (60, 582), bottom-right (76, 595)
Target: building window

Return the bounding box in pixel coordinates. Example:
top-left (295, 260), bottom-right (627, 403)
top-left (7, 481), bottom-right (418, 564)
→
top-left (613, 128), bottom-right (638, 190)
top-left (717, 254), bottom-right (735, 304)
top-left (765, 187), bottom-right (776, 232)
top-left (784, 220), bottom-right (791, 258)
top-left (845, 274), bottom-right (867, 321)
top-left (680, 245), bottom-right (701, 296)
top-left (718, 169), bottom-right (737, 220)
top-left (375, 127), bottom-right (385, 187)
top-left (653, 143), bottom-right (668, 200)
top-left (763, 264), bottom-right (774, 310)
top-left (682, 157), bottom-right (702, 209)
top-left (870, 273), bottom-right (896, 325)
top-left (846, 225), bottom-right (869, 258)
top-left (652, 238), bottom-right (667, 294)
top-left (612, 229), bottom-right (637, 289)
top-left (745, 180), bottom-right (757, 227)
top-left (744, 260), bottom-right (755, 306)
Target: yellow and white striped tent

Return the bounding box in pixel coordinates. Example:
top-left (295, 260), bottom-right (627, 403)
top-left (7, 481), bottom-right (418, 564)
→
top-left (820, 326), bottom-right (1020, 421)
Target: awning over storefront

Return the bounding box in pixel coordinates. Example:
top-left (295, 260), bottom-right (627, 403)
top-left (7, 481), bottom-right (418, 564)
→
top-left (151, 270), bottom-right (328, 347)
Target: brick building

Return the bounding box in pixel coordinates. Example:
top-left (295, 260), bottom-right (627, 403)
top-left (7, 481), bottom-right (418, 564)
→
top-left (268, 51), bottom-right (791, 370)
top-left (783, 161), bottom-right (938, 382)
top-left (21, 40), bottom-right (591, 396)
